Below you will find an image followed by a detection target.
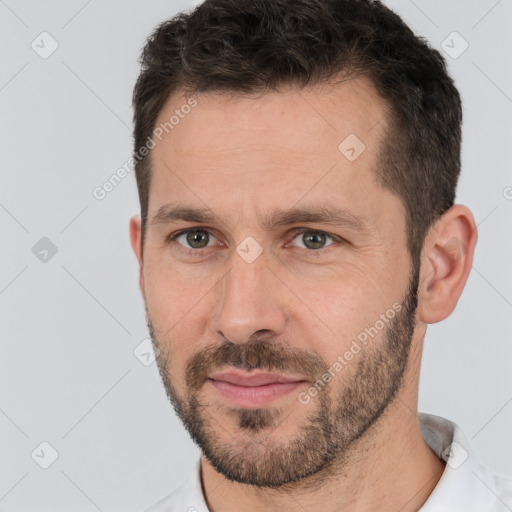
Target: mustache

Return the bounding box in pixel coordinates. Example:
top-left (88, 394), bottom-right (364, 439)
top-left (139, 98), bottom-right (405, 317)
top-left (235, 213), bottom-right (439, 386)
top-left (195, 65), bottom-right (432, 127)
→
top-left (185, 339), bottom-right (328, 391)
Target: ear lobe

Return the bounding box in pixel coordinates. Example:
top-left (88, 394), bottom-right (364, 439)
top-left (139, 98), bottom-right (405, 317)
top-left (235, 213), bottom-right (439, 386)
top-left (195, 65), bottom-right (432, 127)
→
top-left (129, 215), bottom-right (145, 295)
top-left (417, 205), bottom-right (477, 324)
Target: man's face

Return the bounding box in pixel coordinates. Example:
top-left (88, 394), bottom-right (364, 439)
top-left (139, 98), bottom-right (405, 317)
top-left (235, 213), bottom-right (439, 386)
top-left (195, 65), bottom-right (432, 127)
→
top-left (134, 77), bottom-right (420, 486)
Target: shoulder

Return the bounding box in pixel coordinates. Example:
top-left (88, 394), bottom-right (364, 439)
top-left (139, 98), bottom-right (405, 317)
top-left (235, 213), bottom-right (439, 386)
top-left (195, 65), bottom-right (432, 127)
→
top-left (478, 466), bottom-right (512, 511)
top-left (418, 412), bottom-right (512, 511)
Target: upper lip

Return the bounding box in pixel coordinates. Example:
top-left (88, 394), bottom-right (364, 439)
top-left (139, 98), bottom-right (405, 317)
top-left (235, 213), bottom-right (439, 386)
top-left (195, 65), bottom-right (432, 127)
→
top-left (208, 369), bottom-right (307, 387)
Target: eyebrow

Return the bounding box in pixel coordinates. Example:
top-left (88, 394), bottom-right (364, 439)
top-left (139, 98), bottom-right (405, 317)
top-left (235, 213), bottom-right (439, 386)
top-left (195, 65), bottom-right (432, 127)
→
top-left (150, 203), bottom-right (370, 233)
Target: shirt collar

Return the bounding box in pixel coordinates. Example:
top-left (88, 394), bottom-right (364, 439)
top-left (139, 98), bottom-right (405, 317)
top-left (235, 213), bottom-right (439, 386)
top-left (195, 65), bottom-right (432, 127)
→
top-left (418, 412), bottom-right (507, 511)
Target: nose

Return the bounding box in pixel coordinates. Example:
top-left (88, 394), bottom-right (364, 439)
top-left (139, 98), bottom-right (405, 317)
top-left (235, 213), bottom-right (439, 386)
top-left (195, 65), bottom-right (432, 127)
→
top-left (210, 247), bottom-right (287, 344)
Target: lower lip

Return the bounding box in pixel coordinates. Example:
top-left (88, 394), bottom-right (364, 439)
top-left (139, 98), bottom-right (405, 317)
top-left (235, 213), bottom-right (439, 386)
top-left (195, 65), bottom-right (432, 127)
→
top-left (208, 379), bottom-right (306, 408)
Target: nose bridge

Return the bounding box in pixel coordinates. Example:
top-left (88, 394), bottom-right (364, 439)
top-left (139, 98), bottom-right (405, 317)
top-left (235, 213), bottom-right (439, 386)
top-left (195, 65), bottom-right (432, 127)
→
top-left (211, 246), bottom-right (287, 344)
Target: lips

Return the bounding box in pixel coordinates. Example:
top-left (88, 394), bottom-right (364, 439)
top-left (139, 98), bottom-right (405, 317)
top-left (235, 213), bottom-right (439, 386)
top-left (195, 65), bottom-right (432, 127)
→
top-left (207, 369), bottom-right (308, 407)
top-left (209, 370), bottom-right (305, 386)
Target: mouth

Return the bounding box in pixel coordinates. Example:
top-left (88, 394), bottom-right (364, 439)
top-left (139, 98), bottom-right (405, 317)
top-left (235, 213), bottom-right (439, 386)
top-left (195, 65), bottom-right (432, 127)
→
top-left (207, 369), bottom-right (309, 408)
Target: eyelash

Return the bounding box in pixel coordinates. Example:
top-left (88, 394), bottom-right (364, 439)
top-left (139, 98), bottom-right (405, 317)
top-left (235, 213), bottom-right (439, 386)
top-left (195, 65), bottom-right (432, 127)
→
top-left (164, 227), bottom-right (344, 257)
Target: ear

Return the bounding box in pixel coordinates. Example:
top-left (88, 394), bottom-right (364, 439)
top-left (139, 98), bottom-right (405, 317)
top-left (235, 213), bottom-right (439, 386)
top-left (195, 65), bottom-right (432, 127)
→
top-left (129, 214), bottom-right (145, 298)
top-left (417, 204), bottom-right (478, 324)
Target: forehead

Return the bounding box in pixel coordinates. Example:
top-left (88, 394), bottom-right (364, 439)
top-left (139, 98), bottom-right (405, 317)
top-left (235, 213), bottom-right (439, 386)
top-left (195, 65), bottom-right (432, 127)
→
top-left (147, 76), bottom-right (400, 233)
top-left (155, 76), bottom-right (386, 157)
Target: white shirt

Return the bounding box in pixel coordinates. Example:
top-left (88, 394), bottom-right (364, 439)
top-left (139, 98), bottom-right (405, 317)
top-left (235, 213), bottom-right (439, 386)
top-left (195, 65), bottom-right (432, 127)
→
top-left (144, 413), bottom-right (512, 511)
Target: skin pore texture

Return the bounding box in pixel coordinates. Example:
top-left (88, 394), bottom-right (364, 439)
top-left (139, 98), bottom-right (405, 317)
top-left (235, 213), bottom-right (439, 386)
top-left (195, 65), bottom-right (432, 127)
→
top-left (130, 76), bottom-right (477, 512)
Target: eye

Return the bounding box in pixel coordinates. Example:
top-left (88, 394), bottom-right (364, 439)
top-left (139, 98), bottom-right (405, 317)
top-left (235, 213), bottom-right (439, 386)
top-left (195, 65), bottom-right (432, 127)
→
top-left (290, 229), bottom-right (338, 250)
top-left (171, 228), bottom-right (220, 250)
top-left (165, 227), bottom-right (342, 256)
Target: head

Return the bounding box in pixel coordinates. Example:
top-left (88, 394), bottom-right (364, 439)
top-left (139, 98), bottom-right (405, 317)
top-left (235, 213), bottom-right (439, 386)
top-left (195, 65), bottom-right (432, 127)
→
top-left (130, 0), bottom-right (477, 488)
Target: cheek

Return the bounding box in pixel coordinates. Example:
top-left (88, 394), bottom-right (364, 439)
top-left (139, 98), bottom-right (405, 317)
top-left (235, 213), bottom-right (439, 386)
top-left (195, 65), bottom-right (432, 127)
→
top-left (151, 318), bottom-right (200, 393)
top-left (295, 263), bottom-right (387, 318)
top-left (144, 254), bottom-right (209, 321)
top-left (290, 267), bottom-right (398, 361)
top-left (144, 268), bottom-right (209, 378)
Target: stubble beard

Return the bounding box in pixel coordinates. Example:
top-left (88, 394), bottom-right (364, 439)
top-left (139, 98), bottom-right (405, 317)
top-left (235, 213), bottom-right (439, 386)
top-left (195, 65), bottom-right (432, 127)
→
top-left (148, 264), bottom-right (420, 488)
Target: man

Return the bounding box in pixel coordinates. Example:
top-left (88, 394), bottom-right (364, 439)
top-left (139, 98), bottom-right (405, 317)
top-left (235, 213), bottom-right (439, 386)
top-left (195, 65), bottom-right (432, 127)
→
top-left (129, 0), bottom-right (512, 510)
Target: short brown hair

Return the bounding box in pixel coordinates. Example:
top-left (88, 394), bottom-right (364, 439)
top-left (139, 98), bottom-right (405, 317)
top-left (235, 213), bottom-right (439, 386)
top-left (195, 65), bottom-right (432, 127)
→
top-left (132, 0), bottom-right (462, 268)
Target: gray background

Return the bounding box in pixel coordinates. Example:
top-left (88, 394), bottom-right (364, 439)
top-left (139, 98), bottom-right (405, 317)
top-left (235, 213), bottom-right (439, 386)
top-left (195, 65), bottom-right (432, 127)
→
top-left (0, 0), bottom-right (511, 510)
